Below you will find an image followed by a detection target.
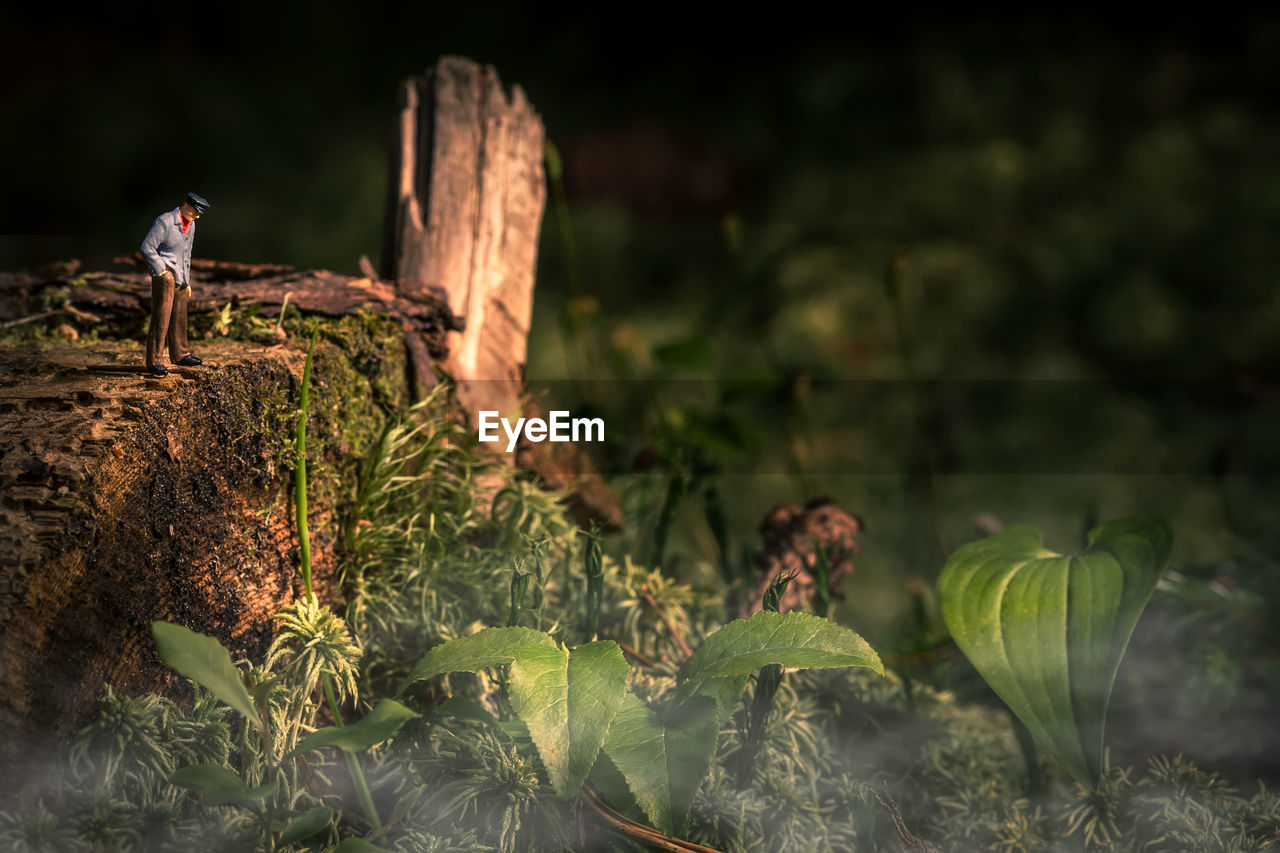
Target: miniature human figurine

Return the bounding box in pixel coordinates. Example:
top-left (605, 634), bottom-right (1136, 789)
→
top-left (140, 193), bottom-right (210, 377)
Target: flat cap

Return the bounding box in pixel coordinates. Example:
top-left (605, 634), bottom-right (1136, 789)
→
top-left (185, 192), bottom-right (211, 214)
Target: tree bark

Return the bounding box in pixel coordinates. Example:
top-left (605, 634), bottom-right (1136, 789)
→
top-left (384, 56), bottom-right (546, 430)
top-left (0, 332), bottom-right (407, 802)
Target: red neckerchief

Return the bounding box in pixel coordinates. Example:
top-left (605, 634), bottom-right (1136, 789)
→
top-left (180, 215), bottom-right (192, 235)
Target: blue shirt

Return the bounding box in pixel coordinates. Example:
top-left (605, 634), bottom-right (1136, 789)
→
top-left (140, 207), bottom-right (196, 285)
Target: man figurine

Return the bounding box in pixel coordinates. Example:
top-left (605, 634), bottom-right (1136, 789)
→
top-left (140, 192), bottom-right (210, 377)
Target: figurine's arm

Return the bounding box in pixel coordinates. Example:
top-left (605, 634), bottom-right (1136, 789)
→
top-left (140, 217), bottom-right (168, 277)
top-left (183, 227), bottom-right (193, 288)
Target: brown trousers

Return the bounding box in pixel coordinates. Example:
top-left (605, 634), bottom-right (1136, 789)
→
top-left (146, 272), bottom-right (192, 368)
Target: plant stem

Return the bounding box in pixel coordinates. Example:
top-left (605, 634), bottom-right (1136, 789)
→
top-left (296, 330), bottom-right (316, 597)
top-left (295, 329), bottom-right (381, 829)
top-left (651, 470), bottom-right (689, 569)
top-left (642, 584), bottom-right (692, 660)
top-left (258, 692), bottom-right (277, 853)
top-left (581, 787), bottom-right (724, 853)
top-left (323, 676), bottom-right (382, 829)
top-left (585, 526), bottom-right (604, 639)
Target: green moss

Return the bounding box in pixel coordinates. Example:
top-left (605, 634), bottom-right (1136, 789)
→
top-left (295, 313), bottom-right (407, 530)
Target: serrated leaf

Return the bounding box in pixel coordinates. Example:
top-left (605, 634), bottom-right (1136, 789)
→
top-left (399, 627), bottom-right (554, 694)
top-left (170, 764), bottom-right (277, 806)
top-left (587, 751), bottom-right (635, 818)
top-left (678, 611), bottom-right (883, 684)
top-left (287, 699), bottom-right (418, 759)
top-left (938, 517), bottom-right (1172, 786)
top-left (508, 640), bottom-right (629, 798)
top-left (278, 806), bottom-right (333, 845)
top-left (602, 691), bottom-right (721, 835)
top-left (153, 622), bottom-right (261, 726)
top-left (670, 675), bottom-right (750, 730)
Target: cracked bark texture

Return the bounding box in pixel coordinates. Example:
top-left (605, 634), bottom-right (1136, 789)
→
top-left (384, 56), bottom-right (546, 432)
top-left (0, 337), bottom-right (405, 801)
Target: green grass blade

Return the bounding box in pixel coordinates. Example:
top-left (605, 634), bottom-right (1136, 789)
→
top-left (296, 329), bottom-right (317, 597)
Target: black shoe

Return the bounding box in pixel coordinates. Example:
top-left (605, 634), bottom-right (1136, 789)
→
top-left (148, 364), bottom-right (169, 377)
top-left (176, 355), bottom-right (203, 367)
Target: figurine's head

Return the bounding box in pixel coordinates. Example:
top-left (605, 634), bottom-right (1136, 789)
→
top-left (181, 192), bottom-right (211, 221)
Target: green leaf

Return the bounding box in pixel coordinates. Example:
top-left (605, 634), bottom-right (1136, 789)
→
top-left (287, 699), bottom-right (418, 759)
top-left (170, 764), bottom-right (277, 807)
top-left (399, 627), bottom-right (554, 694)
top-left (602, 611), bottom-right (883, 833)
top-left (430, 697), bottom-right (532, 743)
top-left (152, 622), bottom-right (261, 727)
top-left (670, 675), bottom-right (750, 730)
top-left (587, 751), bottom-right (635, 819)
top-left (278, 806), bottom-right (333, 845)
top-left (332, 838), bottom-right (384, 852)
top-left (431, 696), bottom-right (502, 728)
top-left (602, 691), bottom-right (721, 835)
top-left (508, 640), bottom-right (629, 798)
top-left (678, 611), bottom-right (884, 684)
top-left (249, 676), bottom-right (280, 711)
top-left (937, 517), bottom-right (1172, 786)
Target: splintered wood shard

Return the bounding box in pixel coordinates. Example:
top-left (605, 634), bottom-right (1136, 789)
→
top-left (385, 56), bottom-right (546, 430)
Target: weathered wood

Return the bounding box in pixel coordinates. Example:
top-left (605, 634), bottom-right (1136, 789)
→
top-left (0, 335), bottom-right (406, 800)
top-left (384, 56), bottom-right (546, 428)
top-left (516, 401), bottom-right (624, 530)
top-left (1, 263), bottom-right (464, 369)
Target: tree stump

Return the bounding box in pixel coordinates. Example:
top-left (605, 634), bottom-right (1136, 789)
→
top-left (0, 330), bottom-right (407, 802)
top-left (384, 56), bottom-right (546, 430)
top-left (0, 57), bottom-right (621, 799)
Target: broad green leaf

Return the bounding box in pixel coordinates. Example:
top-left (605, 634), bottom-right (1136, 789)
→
top-left (287, 699), bottom-right (418, 759)
top-left (332, 838), bottom-right (384, 852)
top-left (678, 611), bottom-right (883, 684)
top-left (153, 622), bottom-right (261, 727)
top-left (278, 806), bottom-right (333, 845)
top-left (938, 517), bottom-right (1172, 786)
top-left (602, 691), bottom-right (721, 835)
top-left (670, 675), bottom-right (750, 730)
top-left (587, 751), bottom-right (635, 819)
top-left (170, 764), bottom-right (277, 806)
top-left (508, 640), bottom-right (629, 798)
top-left (399, 627), bottom-right (554, 693)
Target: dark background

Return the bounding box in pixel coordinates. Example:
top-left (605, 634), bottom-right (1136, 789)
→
top-left (4, 7), bottom-right (1277, 273)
